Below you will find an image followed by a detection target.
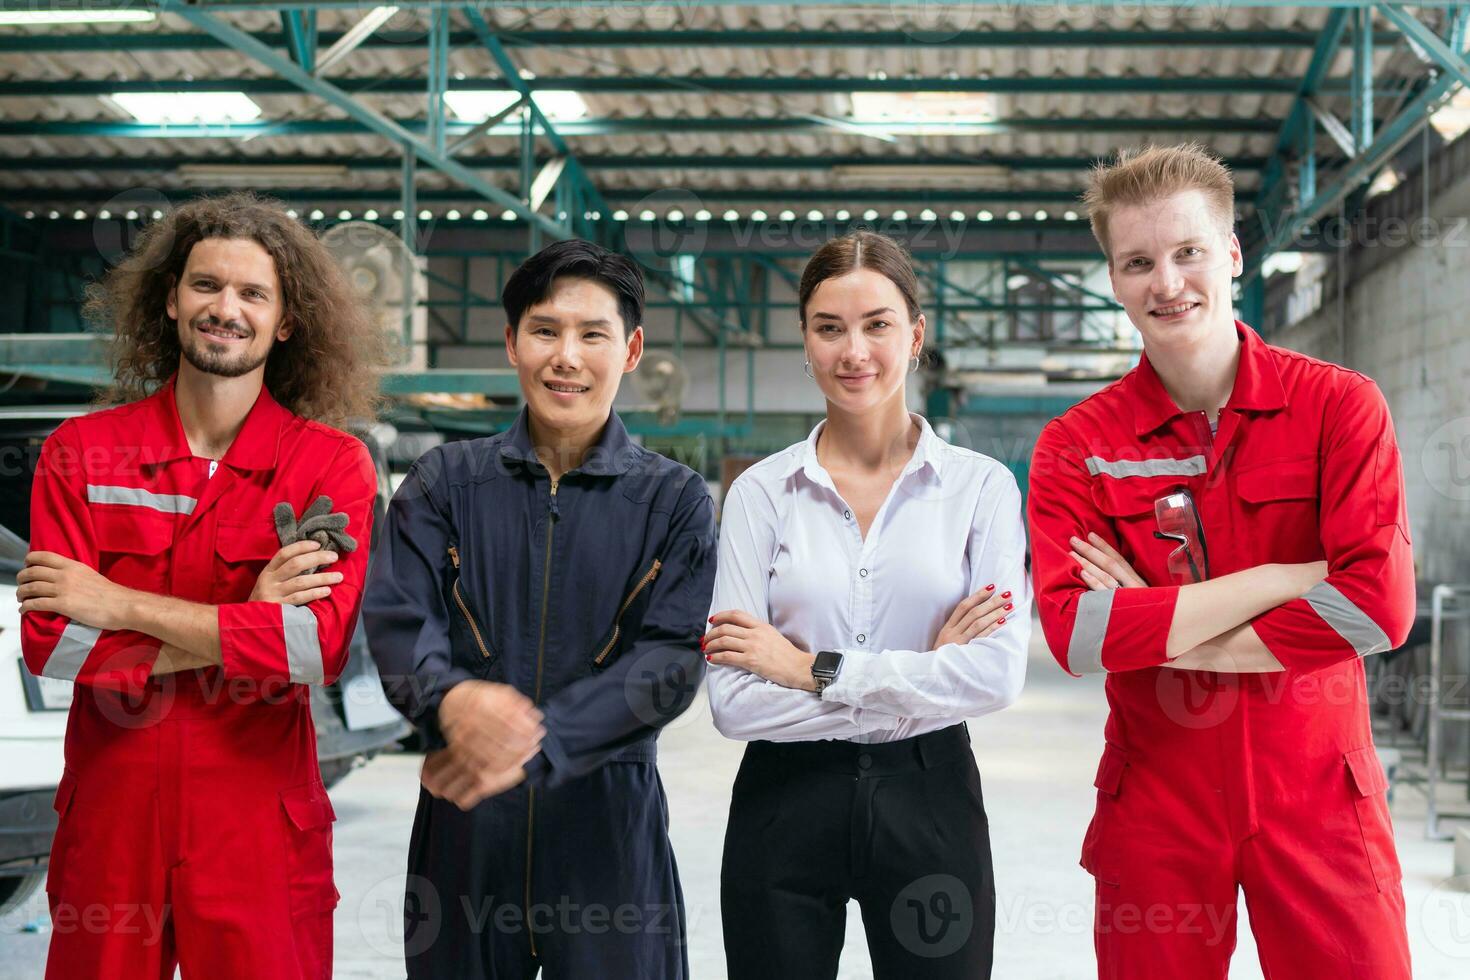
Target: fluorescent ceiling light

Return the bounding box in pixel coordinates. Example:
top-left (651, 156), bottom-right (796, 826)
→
top-left (1262, 252), bottom-right (1305, 279)
top-left (443, 90), bottom-right (588, 123)
top-left (1366, 167), bottom-right (1401, 200)
top-left (177, 163), bottom-right (349, 187)
top-left (831, 164), bottom-right (1010, 187)
top-left (109, 92), bottom-right (262, 125)
top-left (1429, 88), bottom-right (1470, 144)
top-left (848, 92), bottom-right (1000, 135)
top-left (0, 10), bottom-right (155, 24)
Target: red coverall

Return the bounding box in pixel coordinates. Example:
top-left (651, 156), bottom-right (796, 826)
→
top-left (21, 376), bottom-right (375, 980)
top-left (1027, 323), bottom-right (1414, 979)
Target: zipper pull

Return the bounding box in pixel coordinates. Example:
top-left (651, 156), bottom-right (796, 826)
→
top-left (447, 545), bottom-right (460, 569)
top-left (548, 480), bottom-right (560, 520)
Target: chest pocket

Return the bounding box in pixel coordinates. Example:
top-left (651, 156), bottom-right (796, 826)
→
top-left (1088, 478), bottom-right (1186, 585)
top-left (214, 520), bottom-right (283, 602)
top-left (589, 558), bottom-right (663, 670)
top-left (93, 509), bottom-right (173, 592)
top-left (1236, 456), bottom-right (1321, 558)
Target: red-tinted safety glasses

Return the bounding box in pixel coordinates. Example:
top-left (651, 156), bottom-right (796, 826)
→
top-left (1153, 489), bottom-right (1210, 584)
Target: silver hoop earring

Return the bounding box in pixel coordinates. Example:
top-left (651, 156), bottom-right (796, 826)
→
top-left (909, 355), bottom-right (921, 374)
top-left (804, 360), bottom-right (814, 379)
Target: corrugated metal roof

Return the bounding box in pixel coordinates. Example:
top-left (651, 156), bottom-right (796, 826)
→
top-left (0, 5), bottom-right (1451, 212)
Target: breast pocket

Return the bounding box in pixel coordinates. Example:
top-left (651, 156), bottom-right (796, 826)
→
top-left (213, 520), bottom-right (284, 601)
top-left (1236, 456), bottom-right (1321, 559)
top-left (1088, 477), bottom-right (1182, 585)
top-left (93, 509), bottom-right (173, 592)
top-left (589, 557), bottom-right (663, 670)
top-left (445, 544), bottom-right (498, 679)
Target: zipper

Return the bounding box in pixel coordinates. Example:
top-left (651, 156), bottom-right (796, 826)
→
top-left (592, 558), bottom-right (663, 666)
top-left (526, 477), bottom-right (559, 959)
top-left (446, 545), bottom-right (491, 661)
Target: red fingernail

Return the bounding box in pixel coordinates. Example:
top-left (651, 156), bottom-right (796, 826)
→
top-left (985, 584), bottom-right (995, 591)
top-left (704, 654), bottom-right (712, 662)
top-left (1005, 603), bottom-right (1013, 611)
top-left (1001, 591), bottom-right (1012, 599)
top-left (708, 616), bottom-right (715, 623)
top-left (997, 617), bottom-right (1006, 624)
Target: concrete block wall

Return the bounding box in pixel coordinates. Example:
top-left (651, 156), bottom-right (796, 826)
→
top-left (1271, 155), bottom-right (1470, 588)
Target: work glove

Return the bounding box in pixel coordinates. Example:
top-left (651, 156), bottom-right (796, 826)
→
top-left (273, 495), bottom-right (358, 554)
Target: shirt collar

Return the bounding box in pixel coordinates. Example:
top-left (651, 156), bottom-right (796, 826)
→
top-left (139, 373), bottom-right (287, 470)
top-left (1130, 320), bottom-right (1286, 437)
top-left (784, 412), bottom-right (945, 487)
top-left (497, 406), bottom-right (641, 477)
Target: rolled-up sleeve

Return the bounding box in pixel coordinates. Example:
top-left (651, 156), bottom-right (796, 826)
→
top-left (1252, 379), bottom-right (1415, 671)
top-left (217, 437), bottom-right (376, 686)
top-left (1027, 420), bottom-right (1180, 675)
top-left (819, 467), bottom-right (1030, 717)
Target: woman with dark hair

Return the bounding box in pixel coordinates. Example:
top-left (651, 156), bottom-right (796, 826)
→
top-left (706, 231), bottom-right (1030, 979)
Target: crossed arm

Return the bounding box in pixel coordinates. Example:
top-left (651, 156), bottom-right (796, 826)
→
top-left (18, 541), bottom-right (343, 676)
top-left (1067, 531), bottom-right (1326, 673)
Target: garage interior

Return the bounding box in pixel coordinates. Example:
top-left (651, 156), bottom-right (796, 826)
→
top-left (1, 2), bottom-right (1469, 976)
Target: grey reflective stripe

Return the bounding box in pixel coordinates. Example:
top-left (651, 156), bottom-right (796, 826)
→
top-left (1085, 456), bottom-right (1207, 479)
top-left (1304, 582), bottom-right (1392, 657)
top-left (86, 484), bottom-right (197, 515)
top-left (282, 604), bottom-right (324, 684)
top-left (45, 621), bottom-right (100, 681)
top-left (1067, 589), bottom-right (1114, 674)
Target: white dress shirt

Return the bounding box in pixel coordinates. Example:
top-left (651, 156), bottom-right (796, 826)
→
top-left (707, 413), bottom-right (1031, 743)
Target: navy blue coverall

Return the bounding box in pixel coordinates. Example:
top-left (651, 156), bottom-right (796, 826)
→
top-left (363, 408), bottom-right (716, 979)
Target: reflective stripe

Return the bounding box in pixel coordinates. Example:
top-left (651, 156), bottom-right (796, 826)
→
top-left (1085, 456), bottom-right (1207, 479)
top-left (282, 604), bottom-right (324, 685)
top-left (1067, 589), bottom-right (1113, 674)
top-left (44, 620), bottom-right (100, 682)
top-left (1304, 581), bottom-right (1392, 657)
top-left (87, 484), bottom-right (197, 515)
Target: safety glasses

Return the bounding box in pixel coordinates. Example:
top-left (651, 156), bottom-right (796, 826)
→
top-left (1153, 490), bottom-right (1210, 584)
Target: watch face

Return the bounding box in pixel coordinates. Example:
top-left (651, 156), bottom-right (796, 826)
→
top-left (813, 650), bottom-right (843, 676)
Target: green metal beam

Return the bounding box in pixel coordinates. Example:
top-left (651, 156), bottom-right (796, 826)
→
top-left (1, 0), bottom-right (1461, 9)
top-left (0, 28), bottom-right (1407, 53)
top-left (151, 0), bottom-right (569, 241)
top-left (0, 153), bottom-right (1273, 174)
top-left (0, 117), bottom-right (1283, 139)
top-left (1378, 4), bottom-right (1470, 89)
top-left (8, 75), bottom-right (1340, 97)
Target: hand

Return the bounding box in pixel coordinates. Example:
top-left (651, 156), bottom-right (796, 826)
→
top-left (17, 551), bottom-right (132, 630)
top-left (1069, 533), bottom-right (1150, 590)
top-left (704, 609), bottom-right (817, 691)
top-left (421, 747), bottom-right (526, 810)
top-left (437, 681), bottom-right (545, 775)
top-left (249, 540), bottom-right (343, 604)
top-left (934, 584), bottom-right (1014, 647)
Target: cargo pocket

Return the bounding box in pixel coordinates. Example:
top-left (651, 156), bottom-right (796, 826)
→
top-left (45, 768), bottom-right (79, 898)
top-left (280, 782), bottom-right (340, 913)
top-left (1345, 746), bottom-right (1402, 892)
top-left (1080, 743), bottom-right (1127, 887)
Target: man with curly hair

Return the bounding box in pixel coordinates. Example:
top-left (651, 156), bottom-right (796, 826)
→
top-left (18, 192), bottom-right (384, 979)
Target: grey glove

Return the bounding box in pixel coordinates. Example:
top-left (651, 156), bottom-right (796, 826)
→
top-left (273, 495), bottom-right (358, 554)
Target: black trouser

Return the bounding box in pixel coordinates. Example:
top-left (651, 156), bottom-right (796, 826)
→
top-left (721, 724), bottom-right (995, 980)
top-left (404, 759), bottom-right (688, 980)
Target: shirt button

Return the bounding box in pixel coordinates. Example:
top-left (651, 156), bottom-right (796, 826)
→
top-left (859, 568), bottom-right (869, 578)
top-left (843, 509), bottom-right (852, 520)
top-left (856, 633), bottom-right (866, 644)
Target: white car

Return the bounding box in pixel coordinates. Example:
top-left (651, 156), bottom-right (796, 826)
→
top-left (0, 407), bottom-right (409, 915)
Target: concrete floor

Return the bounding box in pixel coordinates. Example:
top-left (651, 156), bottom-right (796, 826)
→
top-left (4, 620), bottom-right (1470, 977)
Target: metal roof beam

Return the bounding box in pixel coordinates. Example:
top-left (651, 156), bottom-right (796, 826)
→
top-left (1378, 4), bottom-right (1470, 88)
top-left (0, 27), bottom-right (1406, 53)
top-left (312, 4), bottom-right (398, 76)
top-left (151, 0), bottom-right (569, 240)
top-left (0, 153), bottom-right (1273, 173)
top-left (1, 0), bottom-right (1461, 10)
top-left (0, 116), bottom-right (1283, 138)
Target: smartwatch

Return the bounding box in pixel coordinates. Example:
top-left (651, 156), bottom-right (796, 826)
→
top-left (811, 650), bottom-right (844, 694)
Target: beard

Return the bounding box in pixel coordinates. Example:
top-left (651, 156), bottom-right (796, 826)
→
top-left (179, 314), bottom-right (272, 379)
